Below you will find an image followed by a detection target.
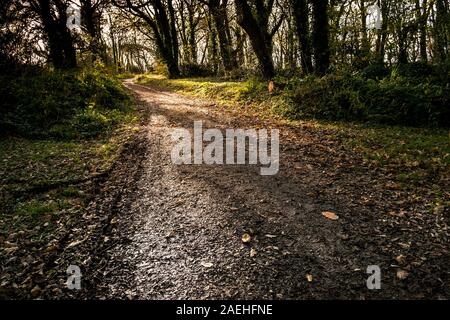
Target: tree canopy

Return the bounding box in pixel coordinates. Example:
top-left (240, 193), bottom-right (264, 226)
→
top-left (1, 0), bottom-right (448, 78)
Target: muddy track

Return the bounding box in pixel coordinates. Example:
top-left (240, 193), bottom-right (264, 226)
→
top-left (86, 79), bottom-right (448, 299)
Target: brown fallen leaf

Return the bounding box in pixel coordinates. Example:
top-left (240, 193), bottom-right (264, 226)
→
top-left (385, 182), bottom-right (402, 190)
top-left (395, 255), bottom-right (407, 265)
top-left (268, 81), bottom-right (275, 93)
top-left (31, 285), bottom-right (41, 298)
top-left (242, 233), bottom-right (251, 244)
top-left (398, 242), bottom-right (411, 249)
top-left (44, 244), bottom-right (58, 253)
top-left (66, 239), bottom-right (84, 249)
top-left (322, 211), bottom-right (339, 221)
top-left (200, 261), bottom-right (214, 268)
top-left (306, 274), bottom-right (313, 282)
top-left (250, 248), bottom-right (257, 257)
top-left (397, 269), bottom-right (409, 280)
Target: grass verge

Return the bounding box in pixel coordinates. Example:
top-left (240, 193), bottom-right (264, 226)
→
top-left (0, 68), bottom-right (140, 298)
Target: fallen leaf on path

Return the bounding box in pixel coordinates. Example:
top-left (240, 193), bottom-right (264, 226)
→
top-left (385, 182), bottom-right (402, 190)
top-left (66, 239), bottom-right (84, 249)
top-left (398, 242), bottom-right (411, 249)
top-left (265, 234), bottom-right (277, 238)
top-left (200, 261), bottom-right (214, 268)
top-left (395, 255), bottom-right (407, 265)
top-left (322, 211), bottom-right (339, 221)
top-left (44, 245), bottom-right (58, 253)
top-left (31, 285), bottom-right (41, 298)
top-left (242, 233), bottom-right (251, 243)
top-left (250, 248), bottom-right (257, 257)
top-left (306, 274), bottom-right (313, 282)
top-left (397, 269), bottom-right (409, 280)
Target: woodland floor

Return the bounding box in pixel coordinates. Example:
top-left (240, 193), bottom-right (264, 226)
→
top-left (2, 78), bottom-right (449, 299)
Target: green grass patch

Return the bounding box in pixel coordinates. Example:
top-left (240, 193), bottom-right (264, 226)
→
top-left (0, 130), bottom-right (134, 190)
top-left (334, 124), bottom-right (450, 184)
top-left (136, 74), bottom-right (270, 104)
top-left (116, 72), bottom-right (136, 80)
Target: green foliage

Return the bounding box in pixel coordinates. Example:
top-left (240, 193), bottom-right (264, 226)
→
top-left (149, 60), bottom-right (169, 77)
top-left (0, 67), bottom-right (132, 139)
top-left (279, 74), bottom-right (366, 122)
top-left (430, 61), bottom-right (450, 85)
top-left (395, 62), bottom-right (433, 79)
top-left (179, 63), bottom-right (214, 77)
top-left (283, 71), bottom-right (449, 127)
top-left (363, 78), bottom-right (448, 126)
top-left (116, 72), bottom-right (135, 80)
top-left (15, 200), bottom-right (58, 218)
top-left (136, 67), bottom-right (449, 128)
top-left (361, 63), bottom-right (389, 80)
top-left (135, 74), bottom-right (259, 103)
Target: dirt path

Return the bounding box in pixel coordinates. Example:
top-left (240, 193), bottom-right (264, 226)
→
top-left (89, 79), bottom-right (448, 299)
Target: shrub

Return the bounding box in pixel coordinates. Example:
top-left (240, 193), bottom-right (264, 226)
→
top-left (394, 62), bottom-right (433, 79)
top-left (430, 61), bottom-right (450, 85)
top-left (361, 63), bottom-right (389, 80)
top-left (179, 63), bottom-right (214, 77)
top-left (151, 61), bottom-right (169, 76)
top-left (0, 67), bottom-right (132, 138)
top-left (285, 72), bottom-right (449, 127)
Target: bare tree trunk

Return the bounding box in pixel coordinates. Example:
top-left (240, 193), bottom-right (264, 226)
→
top-left (206, 10), bottom-right (219, 73)
top-left (208, 0), bottom-right (238, 71)
top-left (311, 0), bottom-right (330, 75)
top-left (36, 0), bottom-right (77, 69)
top-left (360, 0), bottom-right (369, 65)
top-left (187, 4), bottom-right (197, 63)
top-left (434, 0), bottom-right (449, 62)
top-left (80, 0), bottom-right (106, 63)
top-left (234, 0), bottom-right (278, 79)
top-left (291, 0), bottom-right (313, 74)
top-left (416, 0), bottom-right (428, 62)
top-left (375, 0), bottom-right (388, 63)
